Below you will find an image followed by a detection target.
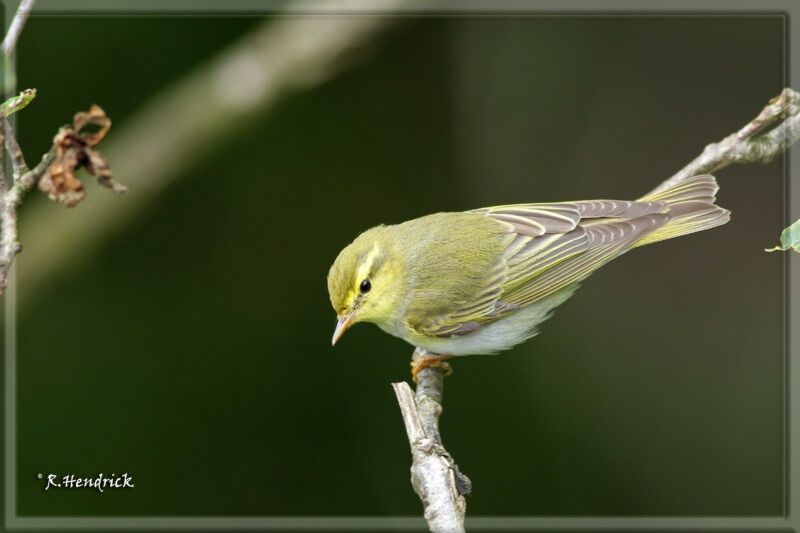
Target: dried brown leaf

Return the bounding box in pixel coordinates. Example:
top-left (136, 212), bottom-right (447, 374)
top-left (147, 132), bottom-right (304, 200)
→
top-left (73, 104), bottom-right (111, 146)
top-left (40, 105), bottom-right (125, 206)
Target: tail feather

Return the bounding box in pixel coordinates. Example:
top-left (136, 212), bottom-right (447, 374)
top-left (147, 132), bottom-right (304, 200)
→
top-left (633, 175), bottom-right (730, 247)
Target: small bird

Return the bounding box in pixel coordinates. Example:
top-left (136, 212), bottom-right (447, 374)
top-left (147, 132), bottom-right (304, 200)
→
top-left (327, 175), bottom-right (729, 380)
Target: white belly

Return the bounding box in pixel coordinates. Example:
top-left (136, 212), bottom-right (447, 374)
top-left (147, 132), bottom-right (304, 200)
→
top-left (390, 286), bottom-right (579, 356)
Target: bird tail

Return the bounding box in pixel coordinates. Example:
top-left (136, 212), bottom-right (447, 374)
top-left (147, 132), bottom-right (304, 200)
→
top-left (633, 175), bottom-right (730, 248)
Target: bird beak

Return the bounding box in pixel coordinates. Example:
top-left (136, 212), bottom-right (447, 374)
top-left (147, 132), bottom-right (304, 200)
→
top-left (331, 312), bottom-right (355, 346)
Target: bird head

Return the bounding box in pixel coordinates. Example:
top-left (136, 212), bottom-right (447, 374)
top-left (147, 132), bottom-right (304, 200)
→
top-left (327, 226), bottom-right (406, 345)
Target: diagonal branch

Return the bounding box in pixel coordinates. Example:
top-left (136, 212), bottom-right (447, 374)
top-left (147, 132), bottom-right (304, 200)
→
top-left (648, 88), bottom-right (800, 196)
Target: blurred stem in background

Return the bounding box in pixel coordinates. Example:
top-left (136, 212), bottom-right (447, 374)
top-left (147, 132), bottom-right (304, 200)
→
top-left (17, 0), bottom-right (404, 301)
top-left (2, 0), bottom-right (33, 56)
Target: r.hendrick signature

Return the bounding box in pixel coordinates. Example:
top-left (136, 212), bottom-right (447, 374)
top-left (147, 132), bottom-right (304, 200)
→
top-left (37, 472), bottom-right (134, 493)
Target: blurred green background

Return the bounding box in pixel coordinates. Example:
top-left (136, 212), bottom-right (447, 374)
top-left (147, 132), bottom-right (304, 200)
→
top-left (8, 14), bottom-right (785, 517)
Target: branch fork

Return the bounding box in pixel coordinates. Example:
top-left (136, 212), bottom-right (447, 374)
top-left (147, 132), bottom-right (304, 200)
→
top-left (0, 98), bottom-right (120, 292)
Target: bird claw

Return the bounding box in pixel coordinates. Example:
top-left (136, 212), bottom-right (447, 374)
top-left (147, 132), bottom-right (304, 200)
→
top-left (410, 355), bottom-right (453, 382)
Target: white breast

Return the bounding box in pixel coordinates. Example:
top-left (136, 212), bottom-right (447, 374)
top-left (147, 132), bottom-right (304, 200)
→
top-left (389, 286), bottom-right (579, 356)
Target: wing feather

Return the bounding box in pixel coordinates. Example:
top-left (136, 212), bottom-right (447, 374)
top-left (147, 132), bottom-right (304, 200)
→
top-left (418, 204), bottom-right (668, 338)
top-left (501, 214), bottom-right (668, 307)
top-left (576, 199), bottom-right (666, 218)
top-left (472, 204), bottom-right (581, 234)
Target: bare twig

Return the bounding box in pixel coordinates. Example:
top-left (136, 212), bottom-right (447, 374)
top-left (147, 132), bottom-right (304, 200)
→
top-left (0, 0), bottom-right (39, 289)
top-left (2, 0), bottom-right (35, 57)
top-left (0, 101), bottom-right (115, 293)
top-left (392, 356), bottom-right (468, 533)
top-left (9, 146), bottom-right (54, 205)
top-left (4, 119), bottom-right (28, 179)
top-left (648, 88), bottom-right (800, 196)
top-left (0, 1), bottom-right (118, 292)
top-left (0, 123), bottom-right (10, 288)
top-left (0, 143), bottom-right (53, 290)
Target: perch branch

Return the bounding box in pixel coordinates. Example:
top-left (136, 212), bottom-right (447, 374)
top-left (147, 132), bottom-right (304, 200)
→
top-left (393, 87), bottom-right (800, 532)
top-left (392, 349), bottom-right (470, 533)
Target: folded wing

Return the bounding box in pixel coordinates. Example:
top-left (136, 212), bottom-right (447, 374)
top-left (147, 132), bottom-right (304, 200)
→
top-left (420, 200), bottom-right (669, 338)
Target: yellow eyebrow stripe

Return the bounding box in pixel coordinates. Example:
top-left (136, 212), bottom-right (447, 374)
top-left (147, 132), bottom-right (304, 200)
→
top-left (355, 243), bottom-right (381, 286)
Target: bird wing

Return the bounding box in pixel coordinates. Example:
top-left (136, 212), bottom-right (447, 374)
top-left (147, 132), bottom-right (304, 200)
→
top-left (416, 200), bottom-right (668, 338)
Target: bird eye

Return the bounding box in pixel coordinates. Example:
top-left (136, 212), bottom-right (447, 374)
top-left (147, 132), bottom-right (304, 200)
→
top-left (359, 279), bottom-right (372, 294)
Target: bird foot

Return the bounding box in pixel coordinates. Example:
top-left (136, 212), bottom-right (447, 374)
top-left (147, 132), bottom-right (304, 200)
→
top-left (411, 354), bottom-right (453, 382)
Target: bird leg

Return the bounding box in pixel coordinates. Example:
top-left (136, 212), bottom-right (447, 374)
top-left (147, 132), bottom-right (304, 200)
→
top-left (411, 353), bottom-right (453, 382)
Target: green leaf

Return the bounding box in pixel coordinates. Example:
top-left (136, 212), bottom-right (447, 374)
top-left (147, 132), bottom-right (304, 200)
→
top-left (0, 88), bottom-right (37, 118)
top-left (765, 219), bottom-right (800, 253)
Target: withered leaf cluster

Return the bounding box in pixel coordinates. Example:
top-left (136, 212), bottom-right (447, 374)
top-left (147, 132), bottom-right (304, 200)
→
top-left (39, 105), bottom-right (125, 207)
